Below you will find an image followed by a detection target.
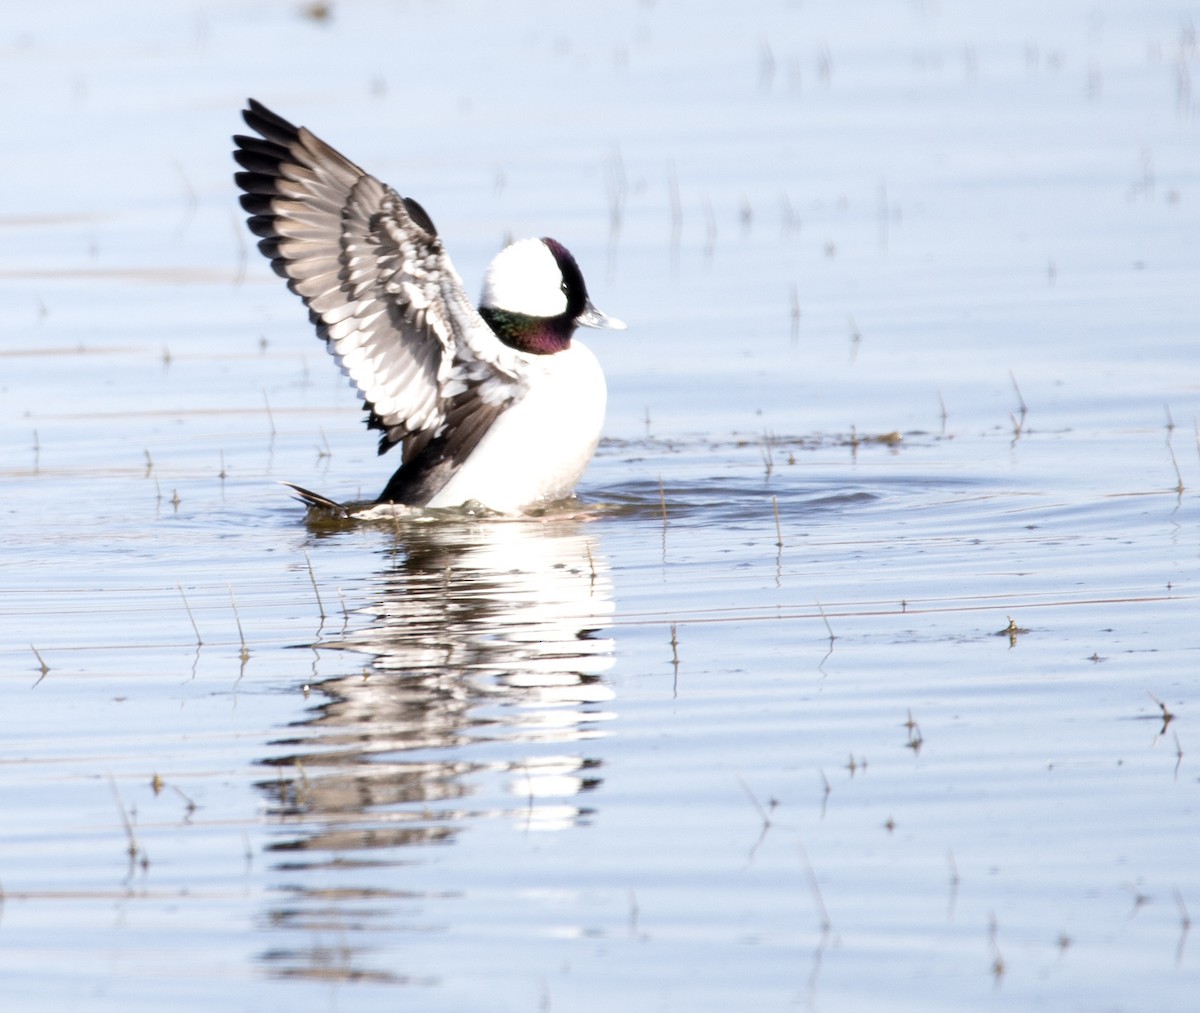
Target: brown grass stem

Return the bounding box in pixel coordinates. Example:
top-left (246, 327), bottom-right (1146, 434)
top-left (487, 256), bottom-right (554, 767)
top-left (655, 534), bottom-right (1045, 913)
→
top-left (178, 583), bottom-right (203, 645)
top-left (229, 585), bottom-right (249, 662)
top-left (303, 549), bottom-right (326, 620)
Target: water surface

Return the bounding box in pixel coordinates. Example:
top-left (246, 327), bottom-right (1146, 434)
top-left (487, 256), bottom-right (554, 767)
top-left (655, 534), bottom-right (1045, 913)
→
top-left (2, 2), bottom-right (1199, 1010)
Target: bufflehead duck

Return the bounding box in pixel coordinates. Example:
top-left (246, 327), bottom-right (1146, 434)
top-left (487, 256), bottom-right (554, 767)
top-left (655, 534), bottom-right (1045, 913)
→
top-left (232, 99), bottom-right (624, 516)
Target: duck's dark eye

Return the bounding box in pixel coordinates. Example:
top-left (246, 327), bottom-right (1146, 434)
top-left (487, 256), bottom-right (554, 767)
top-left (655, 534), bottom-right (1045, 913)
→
top-left (561, 280), bottom-right (569, 294)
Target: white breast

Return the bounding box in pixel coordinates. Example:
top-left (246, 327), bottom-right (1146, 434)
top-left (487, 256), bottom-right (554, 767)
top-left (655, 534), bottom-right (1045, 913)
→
top-left (425, 341), bottom-right (606, 513)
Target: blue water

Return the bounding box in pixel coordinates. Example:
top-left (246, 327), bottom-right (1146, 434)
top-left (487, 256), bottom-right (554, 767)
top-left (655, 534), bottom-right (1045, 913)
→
top-left (2, 2), bottom-right (1199, 1010)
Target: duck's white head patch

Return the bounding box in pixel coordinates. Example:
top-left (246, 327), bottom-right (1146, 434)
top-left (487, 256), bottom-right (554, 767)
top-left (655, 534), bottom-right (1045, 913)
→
top-left (480, 238), bottom-right (569, 318)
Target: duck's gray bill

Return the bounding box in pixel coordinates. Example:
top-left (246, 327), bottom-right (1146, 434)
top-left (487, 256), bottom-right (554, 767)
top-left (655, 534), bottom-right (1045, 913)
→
top-left (576, 301), bottom-right (627, 331)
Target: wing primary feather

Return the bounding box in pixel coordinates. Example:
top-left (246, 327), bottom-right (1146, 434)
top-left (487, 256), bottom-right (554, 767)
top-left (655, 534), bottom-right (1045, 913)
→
top-left (232, 99), bottom-right (527, 503)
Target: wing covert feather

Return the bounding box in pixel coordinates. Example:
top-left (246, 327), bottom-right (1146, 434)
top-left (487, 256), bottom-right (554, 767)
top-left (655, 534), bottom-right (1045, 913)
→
top-left (233, 99), bottom-right (527, 458)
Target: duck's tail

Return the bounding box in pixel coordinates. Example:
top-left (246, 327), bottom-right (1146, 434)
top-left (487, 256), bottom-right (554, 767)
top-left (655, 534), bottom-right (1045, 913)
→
top-left (279, 482), bottom-right (350, 518)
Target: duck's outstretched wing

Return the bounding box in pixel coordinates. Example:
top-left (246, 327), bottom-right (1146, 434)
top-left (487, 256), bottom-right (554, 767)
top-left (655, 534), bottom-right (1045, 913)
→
top-left (233, 99), bottom-right (526, 463)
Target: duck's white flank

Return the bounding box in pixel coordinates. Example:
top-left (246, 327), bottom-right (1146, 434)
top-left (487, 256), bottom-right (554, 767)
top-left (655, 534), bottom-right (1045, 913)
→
top-left (426, 341), bottom-right (606, 511)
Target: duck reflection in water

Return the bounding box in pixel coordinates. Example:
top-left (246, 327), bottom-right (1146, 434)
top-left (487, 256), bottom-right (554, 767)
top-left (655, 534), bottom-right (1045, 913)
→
top-left (255, 515), bottom-right (615, 981)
